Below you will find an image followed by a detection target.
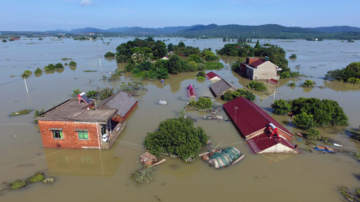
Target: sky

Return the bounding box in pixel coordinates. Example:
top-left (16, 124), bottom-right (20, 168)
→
top-left (1, 0), bottom-right (360, 31)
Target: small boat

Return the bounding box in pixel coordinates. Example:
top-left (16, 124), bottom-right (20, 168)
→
top-left (187, 84), bottom-right (196, 98)
top-left (204, 115), bottom-right (223, 120)
top-left (315, 146), bottom-right (335, 153)
top-left (158, 100), bottom-right (167, 105)
top-left (333, 143), bottom-right (343, 147)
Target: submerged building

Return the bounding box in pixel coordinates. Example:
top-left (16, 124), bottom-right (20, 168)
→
top-left (223, 96), bottom-right (298, 154)
top-left (239, 57), bottom-right (282, 80)
top-left (36, 92), bottom-right (137, 150)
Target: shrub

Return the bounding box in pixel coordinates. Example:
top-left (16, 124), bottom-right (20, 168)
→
top-left (131, 166), bottom-right (156, 184)
top-left (280, 71), bottom-right (291, 78)
top-left (307, 128), bottom-right (321, 141)
top-left (288, 82), bottom-right (296, 87)
top-left (132, 68), bottom-right (141, 74)
top-left (44, 64), bottom-right (55, 71)
top-left (222, 89), bottom-right (255, 102)
top-left (55, 63), bottom-right (64, 69)
top-left (248, 81), bottom-right (267, 91)
top-left (197, 76), bottom-right (205, 81)
top-left (86, 90), bottom-right (98, 98)
top-left (197, 71), bottom-right (206, 77)
top-left (289, 54), bottom-right (297, 59)
top-left (144, 117), bottom-right (208, 161)
top-left (34, 68), bottom-right (42, 74)
top-left (195, 97), bottom-right (212, 109)
top-left (104, 52), bottom-right (115, 57)
top-left (72, 89), bottom-right (81, 97)
top-left (69, 61), bottom-right (77, 66)
top-left (116, 55), bottom-right (128, 63)
top-left (189, 61), bottom-right (198, 71)
top-left (202, 51), bottom-right (218, 61)
top-left (2, 40), bottom-right (7, 42)
top-left (99, 87), bottom-right (114, 100)
top-left (188, 55), bottom-right (204, 63)
top-left (294, 112), bottom-right (314, 130)
top-left (22, 70), bottom-right (32, 78)
top-left (271, 100), bottom-right (291, 115)
top-left (302, 80), bottom-right (314, 87)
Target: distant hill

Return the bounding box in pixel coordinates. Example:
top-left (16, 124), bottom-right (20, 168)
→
top-left (69, 27), bottom-right (105, 33)
top-left (308, 26), bottom-right (360, 33)
top-left (106, 27), bottom-right (131, 32)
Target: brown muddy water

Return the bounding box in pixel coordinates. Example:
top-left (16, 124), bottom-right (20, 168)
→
top-left (0, 37), bottom-right (359, 201)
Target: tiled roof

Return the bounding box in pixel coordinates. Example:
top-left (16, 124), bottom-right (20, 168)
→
top-left (223, 96), bottom-right (292, 137)
top-left (246, 133), bottom-right (295, 153)
top-left (250, 59), bottom-right (266, 68)
top-left (206, 71), bottom-right (221, 80)
top-left (209, 79), bottom-right (233, 97)
top-left (98, 91), bottom-right (138, 117)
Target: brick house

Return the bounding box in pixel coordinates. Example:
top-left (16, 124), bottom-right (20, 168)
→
top-left (239, 57), bottom-right (282, 80)
top-left (223, 96), bottom-right (298, 154)
top-left (36, 92), bottom-right (137, 150)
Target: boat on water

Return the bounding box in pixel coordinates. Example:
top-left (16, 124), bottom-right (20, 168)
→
top-left (187, 84), bottom-right (196, 98)
top-left (315, 146), bottom-right (335, 153)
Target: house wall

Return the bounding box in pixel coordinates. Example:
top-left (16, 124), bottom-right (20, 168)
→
top-left (38, 120), bottom-right (101, 149)
top-left (246, 67), bottom-right (254, 79)
top-left (209, 77), bottom-right (221, 82)
top-left (111, 102), bottom-right (138, 123)
top-left (240, 64), bottom-right (247, 75)
top-left (259, 144), bottom-right (297, 153)
top-left (252, 63), bottom-right (278, 80)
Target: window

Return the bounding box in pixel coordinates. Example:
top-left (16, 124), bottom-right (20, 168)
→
top-left (78, 131), bottom-right (89, 140)
top-left (52, 130), bottom-right (63, 139)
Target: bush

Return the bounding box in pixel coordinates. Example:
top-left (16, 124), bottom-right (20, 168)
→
top-left (248, 81), bottom-right (267, 91)
top-left (144, 117), bottom-right (208, 161)
top-left (197, 76), bottom-right (205, 81)
top-left (197, 71), bottom-right (205, 77)
top-left (307, 128), bottom-right (321, 141)
top-left (99, 87), bottom-right (114, 100)
top-left (116, 55), bottom-right (128, 63)
top-left (188, 55), bottom-right (204, 63)
top-left (294, 112), bottom-right (314, 130)
top-left (2, 40), bottom-right (7, 42)
top-left (289, 54), bottom-right (297, 59)
top-left (104, 52), bottom-right (115, 57)
top-left (280, 71), bottom-right (291, 78)
top-left (188, 61), bottom-right (198, 71)
top-left (72, 89), bottom-right (81, 97)
top-left (302, 80), bottom-right (314, 87)
top-left (86, 90), bottom-right (98, 98)
top-left (195, 97), bottom-right (213, 109)
top-left (222, 89), bottom-right (255, 102)
top-left (288, 82), bottom-right (296, 87)
top-left (271, 100), bottom-right (291, 115)
top-left (22, 70), bottom-right (32, 78)
top-left (44, 64), bottom-right (55, 71)
top-left (203, 51), bottom-right (218, 61)
top-left (55, 63), bottom-right (64, 69)
top-left (132, 68), bottom-right (141, 74)
top-left (69, 61), bottom-right (77, 66)
top-left (131, 166), bottom-right (155, 184)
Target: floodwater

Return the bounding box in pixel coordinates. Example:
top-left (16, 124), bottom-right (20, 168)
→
top-left (0, 37), bottom-right (359, 201)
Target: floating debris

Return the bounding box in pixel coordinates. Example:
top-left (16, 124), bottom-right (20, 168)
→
top-left (10, 109), bottom-right (33, 117)
top-left (158, 100), bottom-right (167, 105)
top-left (204, 115), bottom-right (223, 120)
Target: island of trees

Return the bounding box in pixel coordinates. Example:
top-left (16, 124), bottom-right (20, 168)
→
top-left (325, 62), bottom-right (360, 84)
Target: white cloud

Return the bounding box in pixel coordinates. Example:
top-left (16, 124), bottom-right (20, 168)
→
top-left (80, 0), bottom-right (94, 6)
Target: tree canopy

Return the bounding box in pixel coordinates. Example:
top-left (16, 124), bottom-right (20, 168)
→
top-left (248, 81), bottom-right (267, 91)
top-left (222, 89), bottom-right (255, 102)
top-left (325, 62), bottom-right (360, 83)
top-left (144, 118), bottom-right (208, 161)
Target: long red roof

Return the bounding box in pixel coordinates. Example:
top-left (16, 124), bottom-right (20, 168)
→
top-left (206, 71), bottom-right (221, 80)
top-left (246, 133), bottom-right (296, 153)
top-left (223, 96), bottom-right (293, 137)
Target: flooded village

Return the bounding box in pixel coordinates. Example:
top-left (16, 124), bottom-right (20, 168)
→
top-left (0, 37), bottom-right (360, 202)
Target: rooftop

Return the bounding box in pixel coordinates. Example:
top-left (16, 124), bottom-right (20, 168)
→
top-left (206, 71), bottom-right (221, 80)
top-left (97, 91), bottom-right (138, 117)
top-left (209, 79), bottom-right (234, 96)
top-left (140, 152), bottom-right (156, 161)
top-left (223, 96), bottom-right (292, 137)
top-left (37, 99), bottom-right (117, 123)
top-left (246, 133), bottom-right (296, 154)
top-left (250, 59), bottom-right (266, 68)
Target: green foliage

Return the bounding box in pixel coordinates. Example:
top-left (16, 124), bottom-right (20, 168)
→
top-left (99, 87), bottom-right (114, 100)
top-left (22, 70), bottom-right (32, 78)
top-left (44, 64), bottom-right (55, 71)
top-left (104, 52), bottom-right (115, 57)
top-left (222, 89), bottom-right (255, 102)
top-left (195, 97), bottom-right (213, 109)
top-left (294, 112), bottom-right (314, 130)
top-left (188, 54), bottom-right (204, 64)
top-left (178, 41), bottom-right (185, 48)
top-left (302, 80), bottom-right (314, 87)
top-left (72, 89), bottom-right (81, 97)
top-left (291, 97), bottom-right (348, 127)
top-left (2, 39), bottom-right (7, 42)
top-left (86, 90), bottom-right (98, 98)
top-left (84, 70), bottom-right (96, 72)
top-left (34, 68), bottom-right (42, 74)
top-left (254, 40), bottom-right (261, 49)
top-left (144, 117), bottom-right (208, 161)
top-left (280, 71), bottom-right (291, 78)
top-left (167, 43), bottom-right (174, 51)
top-left (10, 181), bottom-right (26, 190)
top-left (69, 61), bottom-right (77, 66)
top-left (28, 173), bottom-right (45, 183)
top-left (188, 61), bottom-right (198, 71)
top-left (325, 62), bottom-right (360, 82)
top-left (248, 81), bottom-right (267, 91)
top-left (288, 82), bottom-right (296, 87)
top-left (231, 58), bottom-right (243, 72)
top-left (347, 77), bottom-right (360, 84)
top-left (289, 54), bottom-right (297, 59)
top-left (204, 62), bottom-right (223, 70)
top-left (33, 109), bottom-right (44, 124)
top-left (197, 71), bottom-right (205, 77)
top-left (271, 100), bottom-right (291, 115)
top-left (306, 128), bottom-right (321, 141)
top-left (197, 76), bottom-right (205, 81)
top-left (10, 109), bottom-right (33, 117)
top-left (202, 51), bottom-right (218, 61)
top-left (130, 166), bottom-right (156, 184)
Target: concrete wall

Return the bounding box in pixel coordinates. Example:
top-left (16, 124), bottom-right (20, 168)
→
top-left (252, 62), bottom-right (278, 80)
top-left (38, 120), bottom-right (101, 149)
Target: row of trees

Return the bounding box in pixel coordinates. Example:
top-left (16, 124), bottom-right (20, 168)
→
top-left (325, 62), bottom-right (360, 84)
top-left (271, 97), bottom-right (348, 129)
top-left (222, 89), bottom-right (255, 102)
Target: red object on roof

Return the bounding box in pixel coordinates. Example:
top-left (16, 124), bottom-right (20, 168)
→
top-left (268, 79), bottom-right (279, 85)
top-left (187, 84), bottom-right (196, 98)
top-left (250, 59), bottom-right (266, 68)
top-left (206, 71), bottom-right (221, 80)
top-left (223, 97), bottom-right (293, 138)
top-left (246, 133), bottom-right (296, 153)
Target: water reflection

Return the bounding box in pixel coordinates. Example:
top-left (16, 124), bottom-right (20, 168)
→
top-left (69, 65), bottom-right (76, 71)
top-left (260, 153), bottom-right (297, 163)
top-left (44, 69), bottom-right (55, 74)
top-left (324, 80), bottom-right (360, 92)
top-left (55, 68), bottom-right (64, 73)
top-left (44, 148), bottom-right (122, 177)
top-left (35, 72), bottom-right (42, 77)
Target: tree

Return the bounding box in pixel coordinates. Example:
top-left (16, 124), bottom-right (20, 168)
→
top-left (167, 43), bottom-right (174, 52)
top-left (289, 54), bottom-right (297, 59)
top-left (280, 71), bottom-right (291, 78)
top-left (302, 80), bottom-right (314, 87)
top-left (144, 117), bottom-right (208, 161)
top-left (104, 52), bottom-right (115, 57)
top-left (99, 87), bottom-right (114, 100)
top-left (195, 97), bottom-right (212, 109)
top-left (188, 54), bottom-right (204, 63)
top-left (197, 71), bottom-right (205, 77)
top-left (307, 128), bottom-right (321, 141)
top-left (254, 40), bottom-right (261, 49)
top-left (69, 61), bottom-right (77, 66)
top-left (22, 70), bottom-right (32, 78)
top-left (248, 81), bottom-right (267, 91)
top-left (223, 37), bottom-right (226, 42)
top-left (55, 63), bottom-right (64, 69)
top-left (188, 61), bottom-right (198, 71)
top-left (203, 51), bottom-right (218, 61)
top-left (222, 89), bottom-right (255, 102)
top-left (167, 55), bottom-right (182, 74)
top-left (271, 99), bottom-right (291, 115)
top-left (146, 36), bottom-right (154, 42)
top-left (294, 112), bottom-right (314, 130)
top-left (178, 41), bottom-right (185, 48)
top-left (34, 68), bottom-right (42, 74)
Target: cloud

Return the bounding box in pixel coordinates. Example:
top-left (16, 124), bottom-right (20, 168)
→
top-left (80, 0), bottom-right (94, 6)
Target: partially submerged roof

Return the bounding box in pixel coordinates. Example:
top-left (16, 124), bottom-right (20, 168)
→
top-left (97, 91), bottom-right (138, 117)
top-left (37, 99), bottom-right (117, 123)
top-left (223, 96), bottom-right (292, 137)
top-left (206, 71), bottom-right (221, 80)
top-left (250, 59), bottom-right (266, 68)
top-left (209, 79), bottom-right (234, 97)
top-left (140, 152), bottom-right (156, 161)
top-left (247, 133), bottom-right (297, 154)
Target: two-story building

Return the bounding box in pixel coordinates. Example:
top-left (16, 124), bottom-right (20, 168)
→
top-left (239, 57), bottom-right (282, 80)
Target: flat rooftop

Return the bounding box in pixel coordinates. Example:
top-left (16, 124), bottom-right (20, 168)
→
top-left (37, 99), bottom-right (118, 123)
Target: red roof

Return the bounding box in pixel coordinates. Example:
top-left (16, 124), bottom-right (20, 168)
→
top-left (223, 96), bottom-right (293, 138)
top-left (268, 79), bottom-right (279, 85)
top-left (246, 133), bottom-right (296, 153)
top-left (250, 59), bottom-right (266, 68)
top-left (206, 71), bottom-right (221, 80)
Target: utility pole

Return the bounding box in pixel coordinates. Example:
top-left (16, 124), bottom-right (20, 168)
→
top-left (24, 78), bottom-right (28, 93)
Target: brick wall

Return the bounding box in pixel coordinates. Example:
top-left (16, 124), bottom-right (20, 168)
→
top-left (38, 120), bottom-right (101, 149)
